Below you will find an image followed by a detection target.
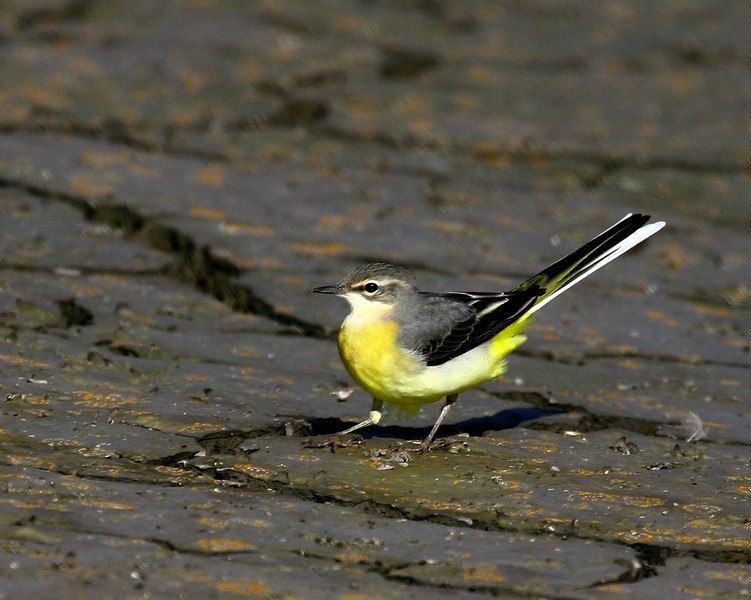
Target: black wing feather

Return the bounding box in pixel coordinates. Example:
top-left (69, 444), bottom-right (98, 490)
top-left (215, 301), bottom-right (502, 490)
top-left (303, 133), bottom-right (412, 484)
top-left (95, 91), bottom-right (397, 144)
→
top-left (420, 288), bottom-right (542, 367)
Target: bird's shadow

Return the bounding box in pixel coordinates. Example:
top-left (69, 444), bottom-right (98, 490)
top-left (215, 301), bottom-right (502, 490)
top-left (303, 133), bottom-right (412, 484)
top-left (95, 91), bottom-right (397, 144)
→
top-left (308, 406), bottom-right (564, 442)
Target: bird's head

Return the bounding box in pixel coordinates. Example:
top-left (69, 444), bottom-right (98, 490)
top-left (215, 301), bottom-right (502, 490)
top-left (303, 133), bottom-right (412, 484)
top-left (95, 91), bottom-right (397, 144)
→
top-left (312, 263), bottom-right (418, 313)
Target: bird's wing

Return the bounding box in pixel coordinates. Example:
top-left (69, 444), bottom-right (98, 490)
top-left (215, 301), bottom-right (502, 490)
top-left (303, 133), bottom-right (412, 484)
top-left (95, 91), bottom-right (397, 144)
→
top-left (408, 289), bottom-right (542, 367)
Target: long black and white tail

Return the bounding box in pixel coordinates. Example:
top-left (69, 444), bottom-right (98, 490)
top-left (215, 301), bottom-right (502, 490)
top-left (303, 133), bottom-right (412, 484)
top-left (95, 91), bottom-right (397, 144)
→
top-left (514, 213), bottom-right (665, 314)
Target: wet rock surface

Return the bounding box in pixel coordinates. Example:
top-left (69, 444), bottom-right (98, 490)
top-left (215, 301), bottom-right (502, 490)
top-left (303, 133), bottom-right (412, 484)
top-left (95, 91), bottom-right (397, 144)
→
top-left (0, 2), bottom-right (749, 598)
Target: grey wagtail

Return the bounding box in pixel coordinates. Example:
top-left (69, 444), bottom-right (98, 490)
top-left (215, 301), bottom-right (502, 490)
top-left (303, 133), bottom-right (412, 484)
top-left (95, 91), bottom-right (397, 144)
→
top-left (313, 213), bottom-right (665, 450)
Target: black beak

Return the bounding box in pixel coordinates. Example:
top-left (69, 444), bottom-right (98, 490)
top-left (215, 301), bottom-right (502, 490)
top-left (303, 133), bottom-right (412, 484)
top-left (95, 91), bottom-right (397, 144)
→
top-left (311, 284), bottom-right (342, 295)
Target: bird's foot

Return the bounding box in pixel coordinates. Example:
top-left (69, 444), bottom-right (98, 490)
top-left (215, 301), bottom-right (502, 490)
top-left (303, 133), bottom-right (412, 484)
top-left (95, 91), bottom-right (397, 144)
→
top-left (414, 438), bottom-right (452, 452)
top-left (304, 434), bottom-right (364, 451)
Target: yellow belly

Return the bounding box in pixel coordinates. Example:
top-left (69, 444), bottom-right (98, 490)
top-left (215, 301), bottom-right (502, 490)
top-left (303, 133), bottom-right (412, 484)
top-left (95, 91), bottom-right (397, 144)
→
top-left (337, 314), bottom-right (530, 410)
top-left (338, 318), bottom-right (423, 405)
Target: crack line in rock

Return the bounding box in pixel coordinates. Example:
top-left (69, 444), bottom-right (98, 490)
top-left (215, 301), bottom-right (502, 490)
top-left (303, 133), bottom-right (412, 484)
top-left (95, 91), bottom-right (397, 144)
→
top-left (171, 453), bottom-right (751, 570)
top-left (5, 421), bottom-right (749, 573)
top-left (0, 176), bottom-right (327, 337)
top-left (0, 119), bottom-right (229, 162)
top-left (3, 113), bottom-right (747, 181)
top-left (319, 124), bottom-right (750, 176)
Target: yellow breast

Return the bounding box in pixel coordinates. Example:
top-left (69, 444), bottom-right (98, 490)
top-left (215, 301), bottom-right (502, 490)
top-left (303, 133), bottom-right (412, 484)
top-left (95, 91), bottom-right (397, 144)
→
top-left (338, 315), bottom-right (418, 401)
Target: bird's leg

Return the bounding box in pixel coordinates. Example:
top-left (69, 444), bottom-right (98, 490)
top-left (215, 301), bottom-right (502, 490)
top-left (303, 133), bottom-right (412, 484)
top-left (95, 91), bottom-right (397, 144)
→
top-left (338, 397), bottom-right (383, 435)
top-left (310, 398), bottom-right (383, 448)
top-left (418, 394), bottom-right (457, 451)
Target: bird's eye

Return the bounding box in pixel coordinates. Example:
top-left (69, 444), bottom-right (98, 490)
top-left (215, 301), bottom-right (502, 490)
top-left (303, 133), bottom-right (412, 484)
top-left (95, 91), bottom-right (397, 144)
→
top-left (363, 282), bottom-right (380, 294)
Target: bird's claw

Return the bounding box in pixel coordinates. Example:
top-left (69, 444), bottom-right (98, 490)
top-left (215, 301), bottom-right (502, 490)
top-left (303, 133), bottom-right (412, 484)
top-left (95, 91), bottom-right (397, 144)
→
top-left (414, 438), bottom-right (452, 452)
top-left (304, 434), bottom-right (364, 450)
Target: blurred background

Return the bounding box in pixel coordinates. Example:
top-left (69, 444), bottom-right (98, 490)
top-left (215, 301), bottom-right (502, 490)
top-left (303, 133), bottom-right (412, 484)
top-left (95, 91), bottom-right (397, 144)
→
top-left (0, 2), bottom-right (750, 598)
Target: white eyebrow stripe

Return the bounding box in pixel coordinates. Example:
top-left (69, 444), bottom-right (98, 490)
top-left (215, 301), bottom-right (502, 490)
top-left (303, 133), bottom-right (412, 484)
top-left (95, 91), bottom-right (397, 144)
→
top-left (352, 278), bottom-right (402, 288)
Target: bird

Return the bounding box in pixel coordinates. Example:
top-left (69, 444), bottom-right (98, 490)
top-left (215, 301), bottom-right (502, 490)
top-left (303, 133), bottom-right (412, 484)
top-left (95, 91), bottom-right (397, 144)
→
top-left (312, 213), bottom-right (665, 450)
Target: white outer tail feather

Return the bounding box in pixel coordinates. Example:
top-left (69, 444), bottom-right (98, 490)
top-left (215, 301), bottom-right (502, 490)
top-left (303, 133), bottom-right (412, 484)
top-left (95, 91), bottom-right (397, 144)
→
top-left (528, 215), bottom-right (666, 316)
